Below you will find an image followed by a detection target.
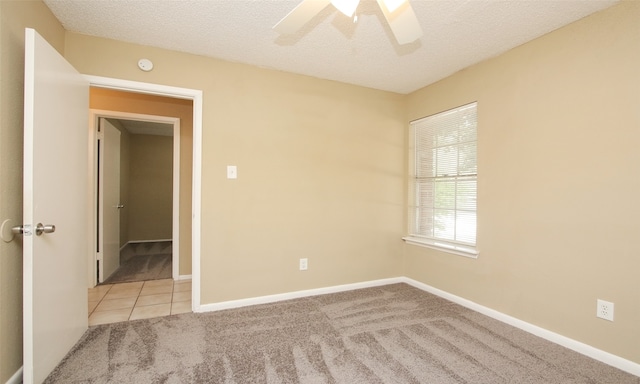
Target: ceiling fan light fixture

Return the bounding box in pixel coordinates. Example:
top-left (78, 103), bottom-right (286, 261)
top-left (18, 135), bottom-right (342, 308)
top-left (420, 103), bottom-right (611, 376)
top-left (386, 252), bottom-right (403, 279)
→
top-left (381, 0), bottom-right (406, 13)
top-left (273, 0), bottom-right (422, 45)
top-left (331, 0), bottom-right (360, 17)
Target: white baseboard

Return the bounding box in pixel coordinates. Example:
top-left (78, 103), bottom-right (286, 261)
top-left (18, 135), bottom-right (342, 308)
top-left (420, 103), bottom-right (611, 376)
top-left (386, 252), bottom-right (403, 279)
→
top-left (126, 239), bottom-right (172, 245)
top-left (6, 366), bottom-right (22, 384)
top-left (176, 274), bottom-right (192, 281)
top-left (196, 277), bottom-right (403, 313)
top-left (401, 277), bottom-right (640, 377)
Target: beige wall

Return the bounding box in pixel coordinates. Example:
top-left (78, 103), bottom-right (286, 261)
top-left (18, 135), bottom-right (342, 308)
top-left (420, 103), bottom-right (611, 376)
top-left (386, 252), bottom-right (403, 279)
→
top-left (90, 88), bottom-right (193, 275)
top-left (66, 32), bottom-right (407, 304)
top-left (0, 1), bottom-right (66, 381)
top-left (405, 1), bottom-right (640, 364)
top-left (128, 134), bottom-right (173, 241)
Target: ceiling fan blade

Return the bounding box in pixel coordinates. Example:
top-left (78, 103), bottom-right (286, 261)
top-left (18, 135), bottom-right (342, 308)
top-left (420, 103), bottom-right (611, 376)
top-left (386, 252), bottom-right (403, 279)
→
top-left (273, 0), bottom-right (332, 35)
top-left (376, 0), bottom-right (423, 45)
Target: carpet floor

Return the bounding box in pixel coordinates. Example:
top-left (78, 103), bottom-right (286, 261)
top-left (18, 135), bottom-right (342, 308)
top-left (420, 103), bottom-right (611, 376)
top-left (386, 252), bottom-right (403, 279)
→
top-left (103, 242), bottom-right (172, 284)
top-left (45, 283), bottom-right (638, 383)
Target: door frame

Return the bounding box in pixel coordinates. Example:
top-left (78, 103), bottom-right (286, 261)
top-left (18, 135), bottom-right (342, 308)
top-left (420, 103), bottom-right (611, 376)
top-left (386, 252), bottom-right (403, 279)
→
top-left (86, 75), bottom-right (203, 312)
top-left (91, 111), bottom-right (181, 283)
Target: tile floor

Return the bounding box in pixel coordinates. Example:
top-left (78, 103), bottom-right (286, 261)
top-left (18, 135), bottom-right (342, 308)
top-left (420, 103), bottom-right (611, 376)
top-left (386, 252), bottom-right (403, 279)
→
top-left (88, 279), bottom-right (192, 326)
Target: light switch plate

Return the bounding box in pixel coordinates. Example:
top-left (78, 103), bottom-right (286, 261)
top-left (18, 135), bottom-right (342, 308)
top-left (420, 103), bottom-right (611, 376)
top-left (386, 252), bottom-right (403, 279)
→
top-left (227, 165), bottom-right (237, 179)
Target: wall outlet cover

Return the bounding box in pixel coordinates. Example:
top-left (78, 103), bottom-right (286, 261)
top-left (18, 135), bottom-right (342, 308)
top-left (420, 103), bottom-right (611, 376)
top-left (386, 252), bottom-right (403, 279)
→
top-left (596, 299), bottom-right (614, 321)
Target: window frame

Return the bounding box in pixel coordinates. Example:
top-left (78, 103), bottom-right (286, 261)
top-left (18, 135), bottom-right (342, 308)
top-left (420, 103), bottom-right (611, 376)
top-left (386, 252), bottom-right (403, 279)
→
top-left (403, 102), bottom-right (479, 259)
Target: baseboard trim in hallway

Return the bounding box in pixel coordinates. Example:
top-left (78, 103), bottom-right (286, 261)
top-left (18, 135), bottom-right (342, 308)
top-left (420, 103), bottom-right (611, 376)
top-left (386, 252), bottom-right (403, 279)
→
top-left (6, 366), bottom-right (22, 384)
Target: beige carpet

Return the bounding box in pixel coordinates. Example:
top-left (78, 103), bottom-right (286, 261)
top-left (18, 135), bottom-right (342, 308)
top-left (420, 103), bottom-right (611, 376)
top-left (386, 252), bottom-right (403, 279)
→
top-left (103, 241), bottom-right (172, 284)
top-left (45, 283), bottom-right (638, 383)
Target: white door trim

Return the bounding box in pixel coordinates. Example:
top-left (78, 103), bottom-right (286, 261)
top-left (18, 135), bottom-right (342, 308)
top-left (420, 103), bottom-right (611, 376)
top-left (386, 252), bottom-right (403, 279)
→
top-left (90, 110), bottom-right (181, 283)
top-left (85, 75), bottom-right (203, 312)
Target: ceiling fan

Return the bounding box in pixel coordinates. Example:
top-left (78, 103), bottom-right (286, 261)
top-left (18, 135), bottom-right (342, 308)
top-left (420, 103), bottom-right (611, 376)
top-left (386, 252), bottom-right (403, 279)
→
top-left (273, 0), bottom-right (423, 45)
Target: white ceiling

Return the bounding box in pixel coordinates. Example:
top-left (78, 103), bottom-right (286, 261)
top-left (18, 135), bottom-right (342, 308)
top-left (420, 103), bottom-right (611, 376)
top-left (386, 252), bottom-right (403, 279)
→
top-left (44, 0), bottom-right (618, 94)
top-left (108, 118), bottom-right (173, 136)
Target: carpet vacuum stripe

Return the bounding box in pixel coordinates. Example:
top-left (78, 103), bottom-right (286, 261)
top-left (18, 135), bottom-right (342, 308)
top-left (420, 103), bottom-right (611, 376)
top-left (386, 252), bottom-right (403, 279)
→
top-left (44, 283), bottom-right (638, 383)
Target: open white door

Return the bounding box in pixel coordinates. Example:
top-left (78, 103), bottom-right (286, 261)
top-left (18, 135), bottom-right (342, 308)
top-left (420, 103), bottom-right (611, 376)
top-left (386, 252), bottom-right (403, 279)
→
top-left (23, 28), bottom-right (89, 384)
top-left (98, 118), bottom-right (121, 282)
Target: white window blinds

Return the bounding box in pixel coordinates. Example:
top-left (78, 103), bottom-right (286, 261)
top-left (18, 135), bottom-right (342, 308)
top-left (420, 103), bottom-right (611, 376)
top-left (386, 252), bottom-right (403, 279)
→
top-left (409, 102), bottom-right (477, 250)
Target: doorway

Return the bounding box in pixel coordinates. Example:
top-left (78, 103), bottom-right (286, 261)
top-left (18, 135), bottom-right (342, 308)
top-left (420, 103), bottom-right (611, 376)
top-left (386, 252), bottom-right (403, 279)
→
top-left (94, 114), bottom-right (178, 285)
top-left (85, 77), bottom-right (203, 323)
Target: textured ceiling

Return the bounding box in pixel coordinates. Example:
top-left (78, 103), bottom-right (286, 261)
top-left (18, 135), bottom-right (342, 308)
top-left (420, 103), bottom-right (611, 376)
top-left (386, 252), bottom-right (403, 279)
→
top-left (44, 0), bottom-right (618, 94)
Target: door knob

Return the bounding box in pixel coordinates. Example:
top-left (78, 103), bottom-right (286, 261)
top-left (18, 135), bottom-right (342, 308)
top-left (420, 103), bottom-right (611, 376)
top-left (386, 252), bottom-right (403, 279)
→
top-left (35, 223), bottom-right (55, 236)
top-left (116, 204), bottom-right (125, 209)
top-left (8, 223), bottom-right (54, 237)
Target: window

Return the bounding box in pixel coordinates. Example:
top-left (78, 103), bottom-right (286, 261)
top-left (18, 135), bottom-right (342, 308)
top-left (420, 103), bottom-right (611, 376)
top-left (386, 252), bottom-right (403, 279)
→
top-left (404, 102), bottom-right (478, 258)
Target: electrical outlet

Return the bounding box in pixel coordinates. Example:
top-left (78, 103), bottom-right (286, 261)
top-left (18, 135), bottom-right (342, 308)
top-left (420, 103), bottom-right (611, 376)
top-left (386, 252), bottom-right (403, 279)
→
top-left (299, 258), bottom-right (308, 271)
top-left (596, 299), bottom-right (614, 321)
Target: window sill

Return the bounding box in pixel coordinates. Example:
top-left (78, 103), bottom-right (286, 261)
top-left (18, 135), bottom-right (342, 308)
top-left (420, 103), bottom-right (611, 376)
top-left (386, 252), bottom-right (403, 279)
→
top-left (402, 236), bottom-right (479, 259)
